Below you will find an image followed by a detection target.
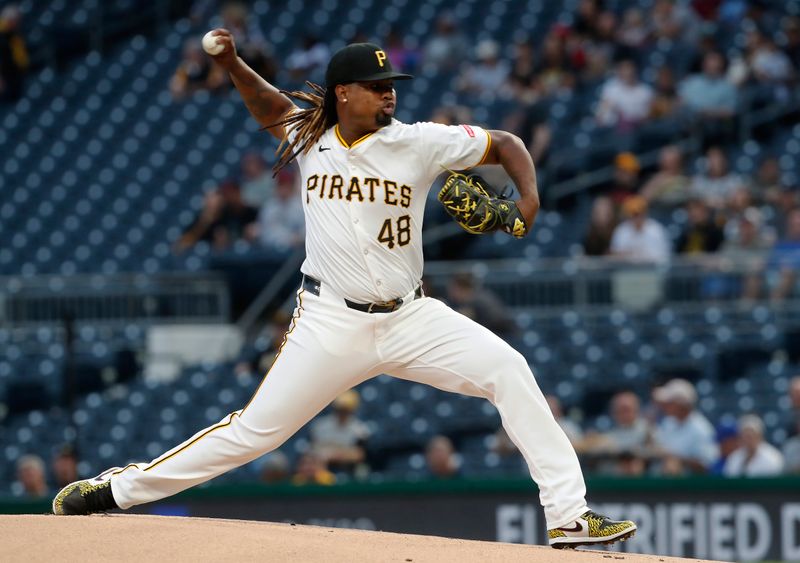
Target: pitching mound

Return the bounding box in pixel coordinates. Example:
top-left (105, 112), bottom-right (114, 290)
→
top-left (2, 514), bottom-right (722, 563)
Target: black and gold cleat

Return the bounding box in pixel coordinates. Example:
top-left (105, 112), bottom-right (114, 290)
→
top-left (52, 479), bottom-right (118, 515)
top-left (548, 510), bottom-right (637, 549)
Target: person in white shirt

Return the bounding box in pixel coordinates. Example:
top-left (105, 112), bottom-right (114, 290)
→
top-left (610, 196), bottom-right (671, 264)
top-left (596, 59), bottom-right (654, 130)
top-left (690, 146), bottom-right (748, 209)
top-left (723, 414), bottom-right (784, 477)
top-left (652, 378), bottom-right (719, 474)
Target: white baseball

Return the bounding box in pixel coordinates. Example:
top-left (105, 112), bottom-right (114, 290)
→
top-left (202, 31), bottom-right (224, 56)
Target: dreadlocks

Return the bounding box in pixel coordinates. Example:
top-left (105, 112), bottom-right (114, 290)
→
top-left (268, 82), bottom-right (337, 175)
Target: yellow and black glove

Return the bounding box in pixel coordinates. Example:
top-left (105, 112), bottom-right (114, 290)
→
top-left (437, 172), bottom-right (529, 238)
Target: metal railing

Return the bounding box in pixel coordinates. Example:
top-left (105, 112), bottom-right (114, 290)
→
top-left (423, 255), bottom-right (800, 312)
top-left (0, 272), bottom-right (230, 324)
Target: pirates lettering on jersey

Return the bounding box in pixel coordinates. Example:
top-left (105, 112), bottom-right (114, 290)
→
top-left (306, 175), bottom-right (412, 208)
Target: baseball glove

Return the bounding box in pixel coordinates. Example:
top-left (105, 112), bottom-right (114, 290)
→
top-left (437, 172), bottom-right (529, 238)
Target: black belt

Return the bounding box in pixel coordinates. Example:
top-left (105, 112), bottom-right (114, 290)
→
top-left (302, 275), bottom-right (422, 314)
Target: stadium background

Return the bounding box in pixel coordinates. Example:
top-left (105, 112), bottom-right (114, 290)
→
top-left (1, 0), bottom-right (800, 560)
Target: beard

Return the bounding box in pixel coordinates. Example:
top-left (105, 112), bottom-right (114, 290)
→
top-left (376, 111), bottom-right (392, 126)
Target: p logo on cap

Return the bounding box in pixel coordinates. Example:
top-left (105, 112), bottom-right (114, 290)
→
top-left (324, 43), bottom-right (413, 87)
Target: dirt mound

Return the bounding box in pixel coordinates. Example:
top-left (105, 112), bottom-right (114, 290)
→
top-left (1, 514), bottom-right (722, 563)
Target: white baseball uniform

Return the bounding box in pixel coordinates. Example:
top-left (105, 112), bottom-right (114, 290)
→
top-left (103, 119), bottom-right (588, 529)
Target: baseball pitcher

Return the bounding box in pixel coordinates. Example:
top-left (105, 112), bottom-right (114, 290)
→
top-left (53, 31), bottom-right (636, 549)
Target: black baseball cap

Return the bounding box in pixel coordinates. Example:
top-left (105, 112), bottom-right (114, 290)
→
top-left (325, 43), bottom-right (413, 87)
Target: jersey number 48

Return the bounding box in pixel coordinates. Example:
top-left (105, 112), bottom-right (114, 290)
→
top-left (378, 215), bottom-right (411, 249)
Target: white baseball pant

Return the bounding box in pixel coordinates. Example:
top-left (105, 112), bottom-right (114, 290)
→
top-left (108, 279), bottom-right (588, 528)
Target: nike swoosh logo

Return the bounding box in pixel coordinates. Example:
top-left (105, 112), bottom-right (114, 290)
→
top-left (318, 146), bottom-right (331, 152)
top-left (558, 522), bottom-right (583, 533)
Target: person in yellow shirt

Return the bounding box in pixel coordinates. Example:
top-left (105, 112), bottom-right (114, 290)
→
top-left (291, 452), bottom-right (336, 486)
top-left (0, 5), bottom-right (29, 102)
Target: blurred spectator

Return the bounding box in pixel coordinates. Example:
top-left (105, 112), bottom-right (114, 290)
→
top-left (784, 16), bottom-right (800, 70)
top-left (170, 38), bottom-right (227, 100)
top-left (679, 52), bottom-right (737, 139)
top-left (788, 376), bottom-right (800, 437)
top-left (652, 378), bottom-right (718, 474)
top-left (579, 12), bottom-right (619, 83)
top-left (516, 100), bottom-right (553, 166)
top-left (721, 207), bottom-right (773, 264)
top-left (429, 104), bottom-right (473, 126)
top-left (291, 451), bottom-right (336, 486)
top-left (445, 273), bottom-right (516, 338)
top-left (546, 395), bottom-right (584, 447)
top-left (384, 27), bottom-right (420, 74)
top-left (508, 39), bottom-right (538, 104)
top-left (0, 4), bottom-right (29, 102)
top-left (747, 31), bottom-right (794, 101)
top-left (422, 12), bottom-right (467, 72)
top-left (774, 188), bottom-right (800, 231)
top-left (535, 32), bottom-right (577, 96)
top-left (247, 168), bottom-right (304, 253)
top-left (610, 196), bottom-right (671, 264)
top-left (752, 155), bottom-right (784, 206)
top-left (607, 152), bottom-right (642, 205)
top-left (690, 146), bottom-right (747, 209)
top-left (640, 145), bottom-right (692, 207)
top-left (723, 415), bottom-right (784, 477)
top-left (286, 35), bottom-right (330, 81)
top-left (51, 446), bottom-right (79, 489)
top-left (175, 180), bottom-right (259, 253)
top-left (16, 454), bottom-right (48, 497)
top-left (725, 185), bottom-right (754, 217)
top-left (240, 151), bottom-right (275, 207)
top-left (675, 198), bottom-right (724, 255)
top-left (584, 391), bottom-right (652, 476)
top-left (582, 196), bottom-right (617, 256)
top-left (425, 435), bottom-right (461, 479)
top-left (309, 390), bottom-right (370, 475)
top-left (220, 1), bottom-right (277, 82)
top-left (572, 0), bottom-right (602, 40)
top-left (596, 60), bottom-right (653, 131)
top-left (616, 8), bottom-right (650, 54)
top-left (601, 392), bottom-right (652, 453)
top-left (766, 207), bottom-right (800, 302)
top-left (258, 451), bottom-right (290, 484)
top-left (648, 66), bottom-right (681, 120)
top-left (457, 39), bottom-right (510, 98)
top-left (710, 420), bottom-right (740, 475)
top-left (784, 421), bottom-right (800, 474)
top-left (718, 207), bottom-right (772, 300)
top-left (651, 0), bottom-right (701, 43)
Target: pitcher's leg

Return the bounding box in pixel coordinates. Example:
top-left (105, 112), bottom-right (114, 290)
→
top-left (385, 298), bottom-right (587, 528)
top-left (109, 293), bottom-right (377, 509)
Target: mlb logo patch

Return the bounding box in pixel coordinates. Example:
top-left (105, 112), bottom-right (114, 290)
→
top-left (461, 124), bottom-right (475, 138)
